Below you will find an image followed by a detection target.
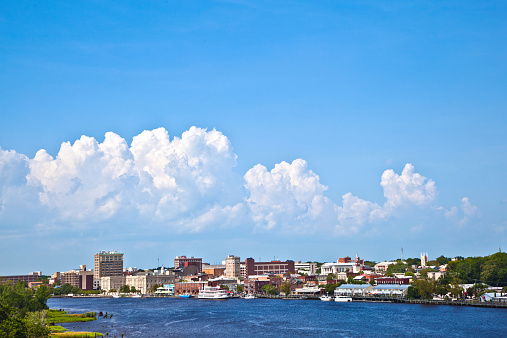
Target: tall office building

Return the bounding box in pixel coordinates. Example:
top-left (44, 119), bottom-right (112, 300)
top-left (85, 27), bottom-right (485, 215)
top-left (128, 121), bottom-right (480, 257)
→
top-left (225, 255), bottom-right (240, 278)
top-left (94, 251), bottom-right (124, 280)
top-left (174, 255), bottom-right (202, 273)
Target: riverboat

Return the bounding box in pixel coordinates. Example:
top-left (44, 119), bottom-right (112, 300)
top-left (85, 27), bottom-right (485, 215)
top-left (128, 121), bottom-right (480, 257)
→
top-left (320, 294), bottom-right (334, 301)
top-left (198, 286), bottom-right (231, 300)
top-left (334, 295), bottom-right (352, 302)
top-left (244, 294), bottom-right (256, 299)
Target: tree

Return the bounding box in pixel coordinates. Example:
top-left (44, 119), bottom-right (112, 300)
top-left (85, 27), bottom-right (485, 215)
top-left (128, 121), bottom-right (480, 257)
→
top-left (326, 273), bottom-right (335, 281)
top-left (280, 281), bottom-right (291, 296)
top-left (220, 285), bottom-right (229, 290)
top-left (436, 255), bottom-right (450, 266)
top-left (120, 285), bottom-right (131, 293)
top-left (130, 286), bottom-right (137, 293)
top-left (260, 284), bottom-right (279, 295)
top-left (150, 284), bottom-right (160, 293)
top-left (413, 278), bottom-right (435, 299)
top-left (407, 286), bottom-right (421, 299)
top-left (236, 285), bottom-right (243, 293)
top-left (387, 262), bottom-right (408, 274)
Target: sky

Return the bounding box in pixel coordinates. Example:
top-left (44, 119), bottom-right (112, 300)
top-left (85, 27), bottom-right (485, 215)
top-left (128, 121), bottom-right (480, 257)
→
top-left (1, 1), bottom-right (506, 275)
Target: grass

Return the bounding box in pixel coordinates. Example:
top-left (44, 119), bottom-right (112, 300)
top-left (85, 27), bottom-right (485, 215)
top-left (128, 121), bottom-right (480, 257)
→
top-left (48, 309), bottom-right (97, 324)
top-left (50, 325), bottom-right (67, 332)
top-left (48, 309), bottom-right (103, 337)
top-left (51, 332), bottom-right (104, 337)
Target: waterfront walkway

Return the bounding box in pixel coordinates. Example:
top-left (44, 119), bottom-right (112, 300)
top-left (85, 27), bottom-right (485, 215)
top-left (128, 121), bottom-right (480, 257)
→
top-left (256, 294), bottom-right (507, 308)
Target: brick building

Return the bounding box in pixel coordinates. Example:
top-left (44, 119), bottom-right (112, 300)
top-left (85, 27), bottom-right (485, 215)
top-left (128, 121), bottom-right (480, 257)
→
top-left (244, 258), bottom-right (295, 277)
top-left (174, 256), bottom-right (202, 274)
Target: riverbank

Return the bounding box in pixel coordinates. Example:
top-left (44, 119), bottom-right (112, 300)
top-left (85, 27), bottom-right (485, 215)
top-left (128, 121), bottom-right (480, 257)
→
top-left (48, 309), bottom-right (104, 337)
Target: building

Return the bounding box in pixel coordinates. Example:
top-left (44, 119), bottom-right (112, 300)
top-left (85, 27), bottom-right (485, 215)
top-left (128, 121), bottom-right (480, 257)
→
top-left (334, 284), bottom-right (373, 296)
top-left (295, 261), bottom-right (317, 275)
top-left (244, 258), bottom-right (295, 277)
top-left (421, 252), bottom-right (429, 267)
top-left (125, 273), bottom-right (176, 294)
top-left (202, 264), bottom-right (226, 277)
top-left (100, 276), bottom-right (125, 292)
top-left (321, 255), bottom-right (364, 275)
top-left (0, 272), bottom-right (42, 284)
top-left (94, 251), bottom-right (124, 281)
top-left (371, 284), bottom-right (410, 297)
top-left (154, 284), bottom-right (175, 296)
top-left (174, 256), bottom-right (202, 274)
top-left (225, 255), bottom-right (241, 278)
top-left (374, 261), bottom-right (397, 272)
top-left (243, 276), bottom-right (283, 294)
top-left (175, 281), bottom-right (209, 295)
top-left (375, 277), bottom-right (411, 285)
top-left (60, 265), bottom-right (94, 290)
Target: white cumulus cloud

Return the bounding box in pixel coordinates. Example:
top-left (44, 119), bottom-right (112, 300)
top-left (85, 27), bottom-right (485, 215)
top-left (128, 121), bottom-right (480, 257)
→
top-left (244, 159), bottom-right (336, 231)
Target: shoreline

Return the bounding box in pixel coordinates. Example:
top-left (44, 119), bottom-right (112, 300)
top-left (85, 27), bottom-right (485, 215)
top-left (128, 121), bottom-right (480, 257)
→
top-left (50, 294), bottom-right (507, 309)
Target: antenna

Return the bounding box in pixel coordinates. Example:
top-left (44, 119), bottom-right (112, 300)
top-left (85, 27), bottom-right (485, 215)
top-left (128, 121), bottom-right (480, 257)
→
top-left (157, 255), bottom-right (160, 268)
top-left (401, 247), bottom-right (403, 261)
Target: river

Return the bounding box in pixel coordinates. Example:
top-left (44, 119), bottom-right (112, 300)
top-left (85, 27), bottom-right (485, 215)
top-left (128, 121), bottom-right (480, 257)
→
top-left (48, 297), bottom-right (507, 337)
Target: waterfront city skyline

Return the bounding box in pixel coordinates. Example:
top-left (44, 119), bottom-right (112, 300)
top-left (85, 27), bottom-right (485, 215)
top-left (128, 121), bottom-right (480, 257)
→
top-left (1, 1), bottom-right (506, 274)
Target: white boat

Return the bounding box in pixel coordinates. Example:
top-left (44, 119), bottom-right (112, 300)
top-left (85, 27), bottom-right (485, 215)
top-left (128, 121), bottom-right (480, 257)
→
top-left (320, 294), bottom-right (334, 301)
top-left (334, 295), bottom-right (352, 302)
top-left (112, 294), bottom-right (120, 298)
top-left (132, 294), bottom-right (142, 298)
top-left (244, 294), bottom-right (256, 299)
top-left (197, 286), bottom-right (230, 300)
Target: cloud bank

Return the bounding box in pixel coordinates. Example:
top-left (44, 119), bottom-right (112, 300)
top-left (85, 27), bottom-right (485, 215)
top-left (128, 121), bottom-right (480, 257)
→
top-left (0, 127), bottom-right (476, 235)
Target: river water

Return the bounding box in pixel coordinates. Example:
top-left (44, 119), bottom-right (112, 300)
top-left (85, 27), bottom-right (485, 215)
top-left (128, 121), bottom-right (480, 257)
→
top-left (48, 297), bottom-right (506, 337)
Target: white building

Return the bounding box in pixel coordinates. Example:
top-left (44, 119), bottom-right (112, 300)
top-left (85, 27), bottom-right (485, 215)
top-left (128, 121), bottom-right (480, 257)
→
top-left (295, 261), bottom-right (317, 275)
top-left (371, 284), bottom-right (410, 297)
top-left (225, 255), bottom-right (240, 278)
top-left (321, 261), bottom-right (362, 275)
top-left (374, 261), bottom-right (397, 272)
top-left (334, 284), bottom-right (373, 296)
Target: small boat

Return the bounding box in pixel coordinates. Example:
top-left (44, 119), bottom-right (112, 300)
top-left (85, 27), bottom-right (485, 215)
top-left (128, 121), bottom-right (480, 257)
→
top-left (320, 293), bottom-right (333, 301)
top-left (132, 294), bottom-right (142, 298)
top-left (198, 286), bottom-right (230, 300)
top-left (178, 294), bottom-right (192, 298)
top-left (334, 295), bottom-right (352, 302)
top-left (244, 294), bottom-right (256, 299)
top-left (112, 294), bottom-right (120, 298)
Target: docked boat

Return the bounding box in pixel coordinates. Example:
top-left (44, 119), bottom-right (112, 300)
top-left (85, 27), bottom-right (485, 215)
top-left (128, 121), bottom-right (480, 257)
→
top-left (178, 294), bottom-right (192, 298)
top-left (112, 294), bottom-right (121, 298)
top-left (334, 295), bottom-right (352, 302)
top-left (320, 294), bottom-right (334, 301)
top-left (244, 294), bottom-right (256, 299)
top-left (197, 286), bottom-right (231, 300)
top-left (132, 294), bottom-right (142, 298)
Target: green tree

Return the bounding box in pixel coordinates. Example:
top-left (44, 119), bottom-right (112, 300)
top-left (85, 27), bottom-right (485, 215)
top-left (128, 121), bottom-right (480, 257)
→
top-left (150, 284), bottom-right (160, 293)
top-left (406, 286), bottom-right (421, 299)
top-left (436, 255), bottom-right (450, 266)
top-left (386, 262), bottom-right (408, 274)
top-left (25, 310), bottom-right (51, 338)
top-left (326, 273), bottom-right (335, 281)
top-left (130, 286), bottom-right (137, 293)
top-left (260, 284), bottom-right (279, 295)
top-left (120, 285), bottom-right (131, 293)
top-left (236, 285), bottom-right (243, 293)
top-left (280, 281), bottom-right (291, 296)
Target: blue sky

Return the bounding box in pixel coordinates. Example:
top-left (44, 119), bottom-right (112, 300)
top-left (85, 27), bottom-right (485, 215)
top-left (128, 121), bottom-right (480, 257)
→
top-left (1, 1), bottom-right (506, 275)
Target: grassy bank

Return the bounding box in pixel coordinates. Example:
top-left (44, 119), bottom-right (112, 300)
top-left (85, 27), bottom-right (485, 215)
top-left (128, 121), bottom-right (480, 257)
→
top-left (48, 309), bottom-right (103, 337)
top-left (48, 309), bottom-right (97, 324)
top-left (51, 332), bottom-right (104, 337)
